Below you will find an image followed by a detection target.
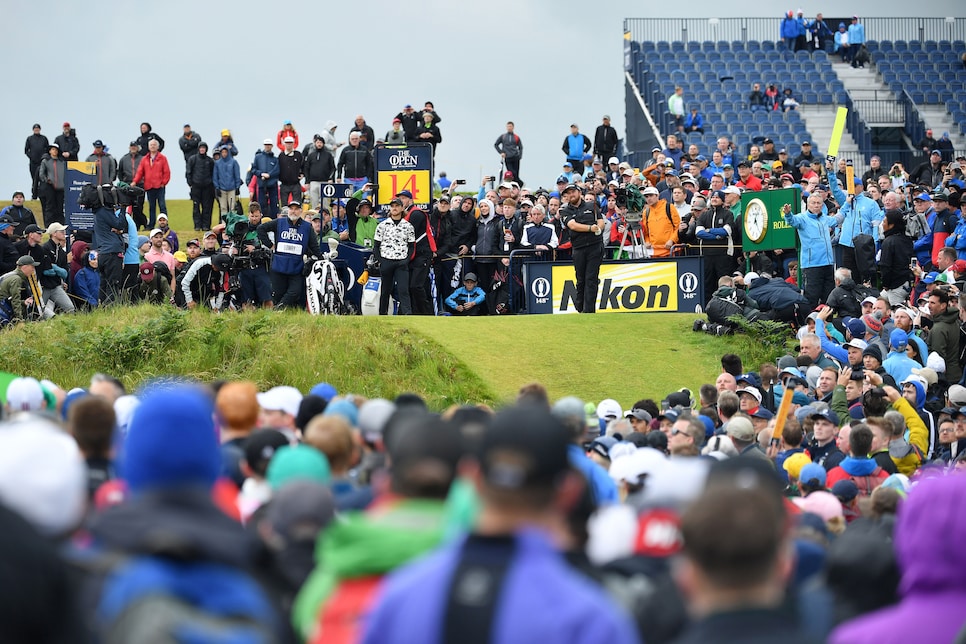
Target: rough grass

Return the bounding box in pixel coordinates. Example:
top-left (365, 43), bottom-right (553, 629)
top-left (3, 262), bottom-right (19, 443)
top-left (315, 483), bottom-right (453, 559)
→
top-left (1, 305), bottom-right (735, 409)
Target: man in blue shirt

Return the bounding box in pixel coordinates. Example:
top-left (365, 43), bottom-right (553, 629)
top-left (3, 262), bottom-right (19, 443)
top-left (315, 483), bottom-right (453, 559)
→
top-left (783, 194), bottom-right (838, 306)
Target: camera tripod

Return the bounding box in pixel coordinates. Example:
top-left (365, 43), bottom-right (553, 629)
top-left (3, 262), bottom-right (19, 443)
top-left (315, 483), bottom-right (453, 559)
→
top-left (616, 213), bottom-right (648, 259)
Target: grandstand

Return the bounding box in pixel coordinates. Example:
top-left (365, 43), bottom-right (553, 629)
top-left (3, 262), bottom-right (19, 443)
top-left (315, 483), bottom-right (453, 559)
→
top-left (623, 17), bottom-right (966, 175)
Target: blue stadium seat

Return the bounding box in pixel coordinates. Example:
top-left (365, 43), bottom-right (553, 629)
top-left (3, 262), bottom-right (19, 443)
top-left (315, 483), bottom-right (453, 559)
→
top-left (691, 51), bottom-right (708, 63)
top-left (954, 40), bottom-right (966, 50)
top-left (657, 41), bottom-right (672, 52)
top-left (878, 61), bottom-right (893, 74)
top-left (686, 41), bottom-right (700, 52)
top-left (866, 40), bottom-right (879, 50)
top-left (671, 41), bottom-right (685, 52)
top-left (761, 40), bottom-right (776, 51)
top-left (894, 40), bottom-right (908, 52)
top-left (913, 51), bottom-right (930, 63)
top-left (908, 40), bottom-right (922, 52)
top-left (702, 40), bottom-right (715, 51)
top-left (924, 91), bottom-right (940, 104)
top-left (878, 40), bottom-right (893, 52)
top-left (640, 41), bottom-right (657, 52)
top-left (924, 40), bottom-right (939, 52)
top-left (747, 40), bottom-right (762, 51)
top-left (909, 90), bottom-right (925, 104)
top-left (816, 92), bottom-right (833, 105)
top-left (814, 50), bottom-right (829, 62)
top-left (733, 40), bottom-right (747, 51)
top-left (714, 40), bottom-right (729, 52)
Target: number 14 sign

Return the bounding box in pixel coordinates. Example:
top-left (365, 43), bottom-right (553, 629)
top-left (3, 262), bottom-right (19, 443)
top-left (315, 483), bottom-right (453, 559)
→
top-left (374, 143), bottom-right (435, 214)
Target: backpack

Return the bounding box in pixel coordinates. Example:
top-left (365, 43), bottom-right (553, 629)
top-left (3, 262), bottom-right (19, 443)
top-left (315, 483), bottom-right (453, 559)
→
top-left (904, 209), bottom-right (930, 239)
top-left (95, 555), bottom-right (278, 644)
top-left (849, 466), bottom-right (885, 497)
top-left (152, 261), bottom-right (172, 282)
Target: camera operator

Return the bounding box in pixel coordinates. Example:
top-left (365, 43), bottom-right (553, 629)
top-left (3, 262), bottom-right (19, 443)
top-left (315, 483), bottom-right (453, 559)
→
top-left (257, 199), bottom-right (320, 309)
top-left (180, 252), bottom-right (232, 311)
top-left (223, 201), bottom-right (274, 310)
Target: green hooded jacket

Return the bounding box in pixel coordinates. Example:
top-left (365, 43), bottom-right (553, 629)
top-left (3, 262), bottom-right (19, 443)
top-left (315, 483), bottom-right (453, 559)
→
top-left (292, 498), bottom-right (447, 640)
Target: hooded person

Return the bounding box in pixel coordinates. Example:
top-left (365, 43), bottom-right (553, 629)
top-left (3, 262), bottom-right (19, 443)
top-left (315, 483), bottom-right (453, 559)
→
top-left (882, 329), bottom-right (921, 383)
top-left (78, 385), bottom-right (285, 642)
top-left (830, 474), bottom-right (966, 643)
top-left (292, 412), bottom-right (464, 642)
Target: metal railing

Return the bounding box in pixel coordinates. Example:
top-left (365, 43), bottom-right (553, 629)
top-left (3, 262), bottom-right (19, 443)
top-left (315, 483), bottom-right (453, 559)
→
top-left (852, 99), bottom-right (905, 125)
top-left (623, 17), bottom-right (966, 45)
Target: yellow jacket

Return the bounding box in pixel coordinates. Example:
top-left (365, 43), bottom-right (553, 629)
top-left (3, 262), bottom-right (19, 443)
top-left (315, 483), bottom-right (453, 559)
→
top-left (890, 397), bottom-right (927, 476)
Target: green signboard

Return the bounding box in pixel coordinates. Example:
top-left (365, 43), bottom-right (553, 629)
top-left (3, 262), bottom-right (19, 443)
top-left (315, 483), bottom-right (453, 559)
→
top-left (740, 187), bottom-right (801, 252)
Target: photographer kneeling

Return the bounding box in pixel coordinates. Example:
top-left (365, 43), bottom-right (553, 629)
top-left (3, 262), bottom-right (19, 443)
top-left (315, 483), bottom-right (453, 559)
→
top-left (181, 252), bottom-right (232, 311)
top-left (224, 201), bottom-right (274, 310)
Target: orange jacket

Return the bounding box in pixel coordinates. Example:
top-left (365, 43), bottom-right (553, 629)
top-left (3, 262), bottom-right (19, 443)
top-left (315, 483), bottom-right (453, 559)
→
top-left (642, 199), bottom-right (680, 257)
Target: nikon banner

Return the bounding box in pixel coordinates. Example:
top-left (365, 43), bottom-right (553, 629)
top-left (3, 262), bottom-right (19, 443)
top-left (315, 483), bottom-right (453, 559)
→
top-left (525, 258), bottom-right (703, 314)
top-left (66, 161), bottom-right (97, 231)
top-left (373, 143), bottom-right (434, 215)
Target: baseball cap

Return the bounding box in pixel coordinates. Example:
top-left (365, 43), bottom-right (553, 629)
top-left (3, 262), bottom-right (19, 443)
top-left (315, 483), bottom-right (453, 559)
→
top-left (799, 462), bottom-right (827, 487)
top-left (562, 161), bottom-right (573, 168)
top-left (16, 255), bottom-right (39, 267)
top-left (149, 228), bottom-right (163, 238)
top-left (186, 238), bottom-right (200, 247)
top-left (810, 408), bottom-right (840, 426)
top-left (262, 138), bottom-right (273, 145)
top-left (395, 190), bottom-right (413, 199)
top-left (737, 387), bottom-right (762, 404)
top-left (45, 222), bottom-right (68, 235)
top-left (287, 198), bottom-right (302, 207)
top-left (922, 271), bottom-right (940, 284)
top-left (464, 272), bottom-right (478, 282)
top-left (93, 139), bottom-right (104, 147)
top-left (283, 136), bottom-right (294, 143)
top-left (389, 197), bottom-right (403, 206)
top-left (830, 480), bottom-right (859, 503)
top-left (561, 184), bottom-right (580, 194)
top-left (751, 407), bottom-right (774, 420)
top-left (173, 250), bottom-right (188, 262)
top-left (609, 156), bottom-right (620, 164)
top-left (890, 329), bottom-right (909, 350)
top-left (204, 230), bottom-right (218, 239)
top-left (478, 406), bottom-right (570, 490)
top-left (844, 338), bottom-right (868, 351)
top-left (642, 186), bottom-right (659, 196)
top-left (723, 186), bottom-right (741, 195)
top-left (625, 408), bottom-right (653, 424)
top-left (5, 377), bottom-right (47, 412)
top-left (726, 416), bottom-right (756, 442)
top-left (596, 399), bottom-right (622, 420)
top-left (138, 261), bottom-right (155, 281)
top-left (256, 386), bottom-right (303, 417)
top-left (862, 313), bottom-right (883, 333)
top-left (914, 193), bottom-right (932, 202)
top-left (23, 224), bottom-right (42, 235)
top-left (622, 168), bottom-right (635, 177)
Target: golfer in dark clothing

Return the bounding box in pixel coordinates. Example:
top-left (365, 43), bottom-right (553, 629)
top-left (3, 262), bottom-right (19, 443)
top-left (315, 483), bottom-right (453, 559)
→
top-left (562, 184), bottom-right (605, 313)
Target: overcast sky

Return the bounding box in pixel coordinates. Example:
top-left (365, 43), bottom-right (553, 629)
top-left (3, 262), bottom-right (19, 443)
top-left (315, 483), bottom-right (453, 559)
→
top-left (2, 1), bottom-right (960, 200)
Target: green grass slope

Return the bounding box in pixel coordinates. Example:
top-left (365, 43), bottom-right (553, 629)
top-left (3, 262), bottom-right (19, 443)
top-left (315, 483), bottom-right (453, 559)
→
top-left (0, 306), bottom-right (736, 408)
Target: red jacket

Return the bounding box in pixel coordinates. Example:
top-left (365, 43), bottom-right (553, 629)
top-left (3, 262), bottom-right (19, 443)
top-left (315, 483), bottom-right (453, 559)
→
top-left (737, 175), bottom-right (763, 192)
top-left (276, 128), bottom-right (299, 150)
top-left (133, 153), bottom-right (171, 190)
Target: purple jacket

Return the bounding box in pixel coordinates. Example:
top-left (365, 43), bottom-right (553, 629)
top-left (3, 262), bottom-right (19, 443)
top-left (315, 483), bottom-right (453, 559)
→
top-left (830, 474), bottom-right (966, 643)
top-left (362, 529), bottom-right (639, 644)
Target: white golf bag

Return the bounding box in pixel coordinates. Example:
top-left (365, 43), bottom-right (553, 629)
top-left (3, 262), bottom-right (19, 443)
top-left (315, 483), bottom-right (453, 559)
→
top-left (306, 238), bottom-right (350, 315)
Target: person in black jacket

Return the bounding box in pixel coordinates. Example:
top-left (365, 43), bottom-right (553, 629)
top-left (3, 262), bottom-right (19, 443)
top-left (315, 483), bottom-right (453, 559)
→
top-left (277, 138), bottom-right (304, 208)
top-left (186, 143), bottom-right (216, 230)
top-left (53, 122), bottom-right (80, 161)
top-left (302, 138), bottom-right (335, 210)
top-left (24, 124), bottom-right (48, 200)
top-left (878, 202), bottom-right (914, 306)
top-left (593, 115), bottom-right (619, 165)
top-left (0, 219), bottom-right (20, 274)
top-left (825, 267), bottom-right (863, 319)
top-left (337, 133), bottom-right (373, 192)
top-left (135, 121), bottom-right (164, 154)
top-left (414, 112), bottom-right (441, 156)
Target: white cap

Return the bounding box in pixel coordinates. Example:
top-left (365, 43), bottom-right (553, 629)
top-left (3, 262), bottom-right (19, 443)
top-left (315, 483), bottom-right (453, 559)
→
top-left (723, 186), bottom-right (741, 195)
top-left (149, 228), bottom-right (163, 238)
top-left (357, 398), bottom-right (396, 440)
top-left (596, 398), bottom-right (622, 420)
top-left (283, 136), bottom-right (294, 143)
top-left (157, 212), bottom-right (168, 220)
top-left (608, 156), bottom-right (620, 165)
top-left (0, 418), bottom-right (86, 537)
top-left (736, 386), bottom-right (762, 404)
top-left (608, 447), bottom-right (668, 484)
top-left (5, 377), bottom-right (46, 413)
top-left (744, 271), bottom-right (760, 282)
top-left (642, 186), bottom-right (659, 196)
top-left (861, 296), bottom-right (877, 305)
top-left (263, 138), bottom-right (273, 145)
top-left (256, 386), bottom-right (303, 417)
top-left (622, 168), bottom-right (635, 177)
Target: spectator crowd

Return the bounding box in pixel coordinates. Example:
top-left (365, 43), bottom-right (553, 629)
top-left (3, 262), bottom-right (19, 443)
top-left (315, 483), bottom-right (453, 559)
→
top-left (2, 346), bottom-right (965, 642)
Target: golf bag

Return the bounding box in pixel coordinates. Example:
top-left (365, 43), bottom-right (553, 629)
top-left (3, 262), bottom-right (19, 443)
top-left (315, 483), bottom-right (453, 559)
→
top-left (306, 238), bottom-right (351, 316)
